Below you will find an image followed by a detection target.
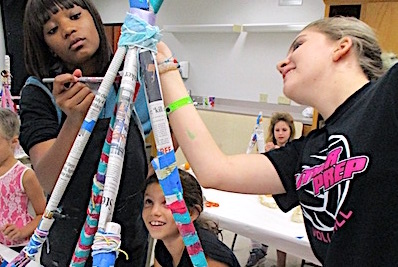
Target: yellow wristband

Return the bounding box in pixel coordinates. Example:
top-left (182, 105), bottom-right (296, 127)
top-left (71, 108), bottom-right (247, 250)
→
top-left (165, 96), bottom-right (193, 115)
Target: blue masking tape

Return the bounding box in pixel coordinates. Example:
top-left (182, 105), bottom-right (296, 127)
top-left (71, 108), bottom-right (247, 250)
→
top-left (182, 233), bottom-right (200, 246)
top-left (93, 252), bottom-right (116, 267)
top-left (103, 142), bottom-right (111, 154)
top-left (172, 212), bottom-right (191, 224)
top-left (172, 189), bottom-right (183, 200)
top-left (190, 252), bottom-right (208, 267)
top-left (98, 162), bottom-right (107, 173)
top-left (149, 0), bottom-right (163, 13)
top-left (129, 0), bottom-right (149, 10)
top-left (82, 120), bottom-right (96, 132)
top-left (151, 159), bottom-right (159, 171)
top-left (158, 152), bottom-right (176, 168)
top-left (158, 169), bottom-right (182, 195)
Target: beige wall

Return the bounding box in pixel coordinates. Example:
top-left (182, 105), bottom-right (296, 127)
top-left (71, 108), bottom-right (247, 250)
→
top-left (175, 110), bottom-right (303, 165)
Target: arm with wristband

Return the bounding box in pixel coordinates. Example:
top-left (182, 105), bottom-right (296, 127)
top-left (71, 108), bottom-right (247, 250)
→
top-left (156, 41), bottom-right (284, 195)
top-left (157, 55), bottom-right (193, 115)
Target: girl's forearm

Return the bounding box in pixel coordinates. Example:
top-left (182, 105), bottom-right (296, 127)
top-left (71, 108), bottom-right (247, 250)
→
top-left (21, 214), bottom-right (43, 239)
top-left (159, 70), bottom-right (284, 194)
top-left (32, 117), bottom-right (81, 193)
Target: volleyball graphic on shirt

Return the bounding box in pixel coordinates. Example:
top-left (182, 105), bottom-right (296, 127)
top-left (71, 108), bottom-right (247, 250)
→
top-left (295, 135), bottom-right (369, 234)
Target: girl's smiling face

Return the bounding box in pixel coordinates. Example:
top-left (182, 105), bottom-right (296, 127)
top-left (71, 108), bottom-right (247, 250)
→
top-left (142, 183), bottom-right (180, 241)
top-left (42, 5), bottom-right (100, 72)
top-left (276, 28), bottom-right (337, 106)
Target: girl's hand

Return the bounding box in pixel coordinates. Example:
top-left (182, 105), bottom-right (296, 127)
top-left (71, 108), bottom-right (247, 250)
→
top-left (156, 41), bottom-right (173, 65)
top-left (265, 142), bottom-right (278, 152)
top-left (52, 69), bottom-right (95, 126)
top-left (2, 223), bottom-right (27, 241)
top-left (265, 142), bottom-right (281, 152)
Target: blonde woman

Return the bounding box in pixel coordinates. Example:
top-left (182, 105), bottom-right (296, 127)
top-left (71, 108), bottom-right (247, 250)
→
top-left (157, 16), bottom-right (396, 266)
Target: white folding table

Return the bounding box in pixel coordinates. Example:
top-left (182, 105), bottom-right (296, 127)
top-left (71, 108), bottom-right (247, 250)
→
top-left (201, 188), bottom-right (321, 266)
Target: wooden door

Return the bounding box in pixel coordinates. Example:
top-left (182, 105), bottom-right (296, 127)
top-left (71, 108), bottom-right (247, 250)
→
top-left (104, 24), bottom-right (122, 52)
top-left (361, 2), bottom-right (398, 54)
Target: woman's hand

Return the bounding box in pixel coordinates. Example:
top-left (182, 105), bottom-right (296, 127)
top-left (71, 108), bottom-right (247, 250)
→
top-left (52, 69), bottom-right (95, 126)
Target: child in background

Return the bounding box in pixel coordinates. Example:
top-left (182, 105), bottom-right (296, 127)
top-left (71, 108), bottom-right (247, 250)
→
top-left (19, 0), bottom-right (148, 265)
top-left (264, 112), bottom-right (295, 151)
top-left (0, 108), bottom-right (46, 252)
top-left (246, 112), bottom-right (295, 267)
top-left (143, 169), bottom-right (241, 267)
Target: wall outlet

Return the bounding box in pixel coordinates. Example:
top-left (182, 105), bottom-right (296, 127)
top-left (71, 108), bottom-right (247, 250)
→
top-left (278, 95), bottom-right (291, 105)
top-left (259, 93), bottom-right (268, 103)
top-left (179, 61), bottom-right (189, 79)
top-left (232, 24), bottom-right (243, 33)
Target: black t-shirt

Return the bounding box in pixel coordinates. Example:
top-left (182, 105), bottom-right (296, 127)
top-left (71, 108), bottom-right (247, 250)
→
top-left (19, 83), bottom-right (148, 266)
top-left (155, 225), bottom-right (241, 267)
top-left (266, 64), bottom-right (398, 266)
top-left (19, 84), bottom-right (63, 151)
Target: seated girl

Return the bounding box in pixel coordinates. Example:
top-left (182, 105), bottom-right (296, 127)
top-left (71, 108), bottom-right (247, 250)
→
top-left (143, 169), bottom-right (241, 267)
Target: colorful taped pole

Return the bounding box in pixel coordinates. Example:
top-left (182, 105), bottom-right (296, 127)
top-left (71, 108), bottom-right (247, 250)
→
top-left (91, 46), bottom-right (138, 267)
top-left (232, 112), bottom-right (265, 250)
top-left (69, 103), bottom-right (117, 266)
top-left (139, 40), bottom-right (208, 267)
top-left (91, 0), bottom-right (207, 265)
top-left (6, 39), bottom-right (125, 267)
top-left (246, 112), bottom-right (266, 154)
top-left (71, 1), bottom-right (165, 265)
top-left (8, 0), bottom-right (207, 266)
top-left (90, 1), bottom-right (168, 266)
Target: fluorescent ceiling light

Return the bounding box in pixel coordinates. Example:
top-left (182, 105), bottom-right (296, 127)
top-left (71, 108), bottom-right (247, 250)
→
top-left (279, 0), bottom-right (303, 6)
